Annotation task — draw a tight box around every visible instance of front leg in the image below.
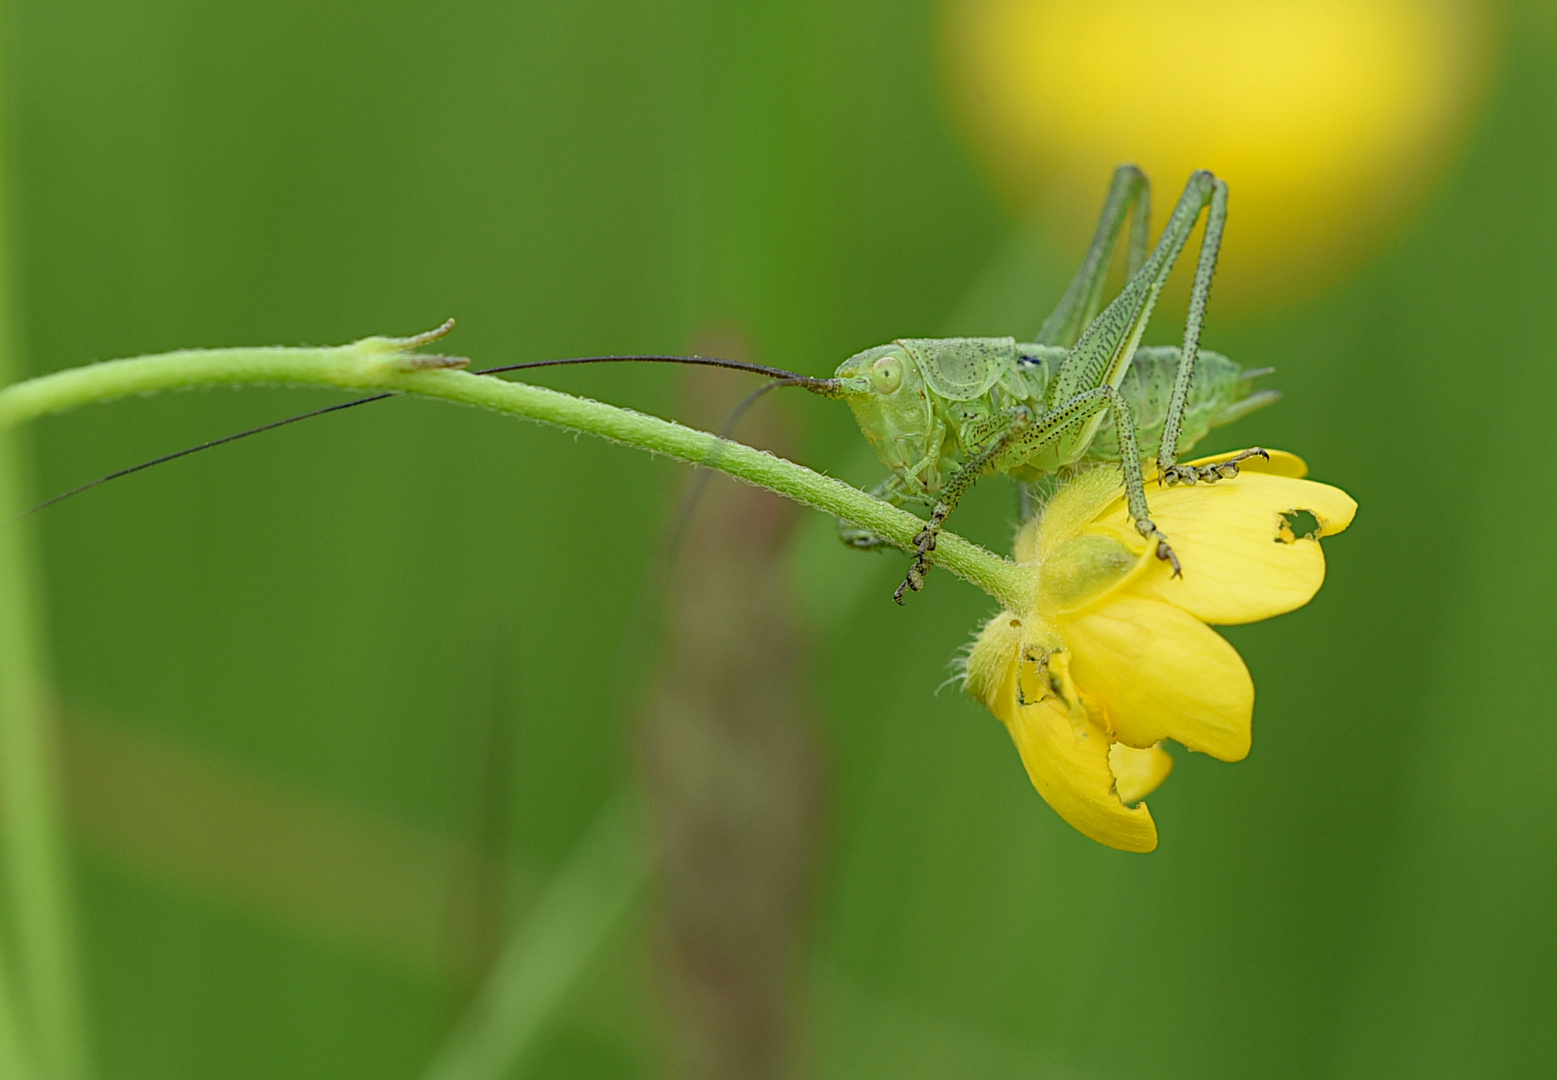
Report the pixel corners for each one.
[895,406,1032,604]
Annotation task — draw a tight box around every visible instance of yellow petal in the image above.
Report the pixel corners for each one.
[1038,531,1145,615]
[1062,594,1253,761]
[1014,466,1125,564]
[1097,471,1358,624]
[1109,742,1173,805]
[989,664,1158,853]
[1181,448,1310,479]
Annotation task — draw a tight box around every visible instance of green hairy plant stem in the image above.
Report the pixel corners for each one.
[0,335,1035,612]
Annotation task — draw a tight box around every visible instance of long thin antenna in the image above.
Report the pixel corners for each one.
[482,354,837,389]
[16,354,846,518]
[22,393,395,516]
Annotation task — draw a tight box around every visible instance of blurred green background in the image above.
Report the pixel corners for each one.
[2,0,1554,1077]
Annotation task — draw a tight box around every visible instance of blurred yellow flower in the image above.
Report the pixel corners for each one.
[963,451,1355,852]
[942,0,1495,308]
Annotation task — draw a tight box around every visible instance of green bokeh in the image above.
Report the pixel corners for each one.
[6,0,1555,1077]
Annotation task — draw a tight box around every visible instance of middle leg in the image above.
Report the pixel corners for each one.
[895,405,1034,603]
[1017,384,1183,572]
[894,380,1186,604]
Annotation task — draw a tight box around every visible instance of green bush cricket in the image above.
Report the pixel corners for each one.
[814,166,1278,602]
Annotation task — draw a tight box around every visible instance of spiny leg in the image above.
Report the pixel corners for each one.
[1020,382,1182,574]
[1090,385,1181,576]
[1036,165,1151,348]
[1047,170,1229,424]
[899,172,1229,603]
[1124,174,1149,281]
[895,379,1186,603]
[839,438,947,549]
[1025,384,1189,575]
[1148,175,1252,484]
[1161,447,1272,486]
[895,406,1033,604]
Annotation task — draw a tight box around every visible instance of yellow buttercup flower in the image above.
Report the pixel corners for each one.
[963,451,1356,852]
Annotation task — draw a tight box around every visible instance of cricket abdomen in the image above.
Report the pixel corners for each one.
[1011,345,1277,464]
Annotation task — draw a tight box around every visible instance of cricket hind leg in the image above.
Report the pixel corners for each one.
[1035,165,1152,348]
[1146,174,1252,483]
[1048,170,1227,420]
[1022,379,1178,574]
[1161,447,1271,486]
[896,171,1235,602]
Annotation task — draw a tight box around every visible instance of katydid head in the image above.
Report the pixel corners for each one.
[832,343,937,475]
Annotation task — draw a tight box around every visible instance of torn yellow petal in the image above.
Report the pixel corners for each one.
[1017,451,1325,571]
[990,666,1158,853]
[1165,463,1359,538]
[1062,594,1253,761]
[1109,742,1173,805]
[1102,472,1358,624]
[966,609,1063,709]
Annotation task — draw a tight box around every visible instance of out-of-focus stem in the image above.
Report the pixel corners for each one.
[0,935,35,1078]
[0,38,91,1080]
[418,796,647,1080]
[639,363,824,1080]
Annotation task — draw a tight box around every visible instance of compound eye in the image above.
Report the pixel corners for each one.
[870,355,903,395]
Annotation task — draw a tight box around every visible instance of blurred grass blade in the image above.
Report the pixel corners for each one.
[0,936,35,1080]
[0,450,71,1080]
[0,34,91,1080]
[419,795,647,1080]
